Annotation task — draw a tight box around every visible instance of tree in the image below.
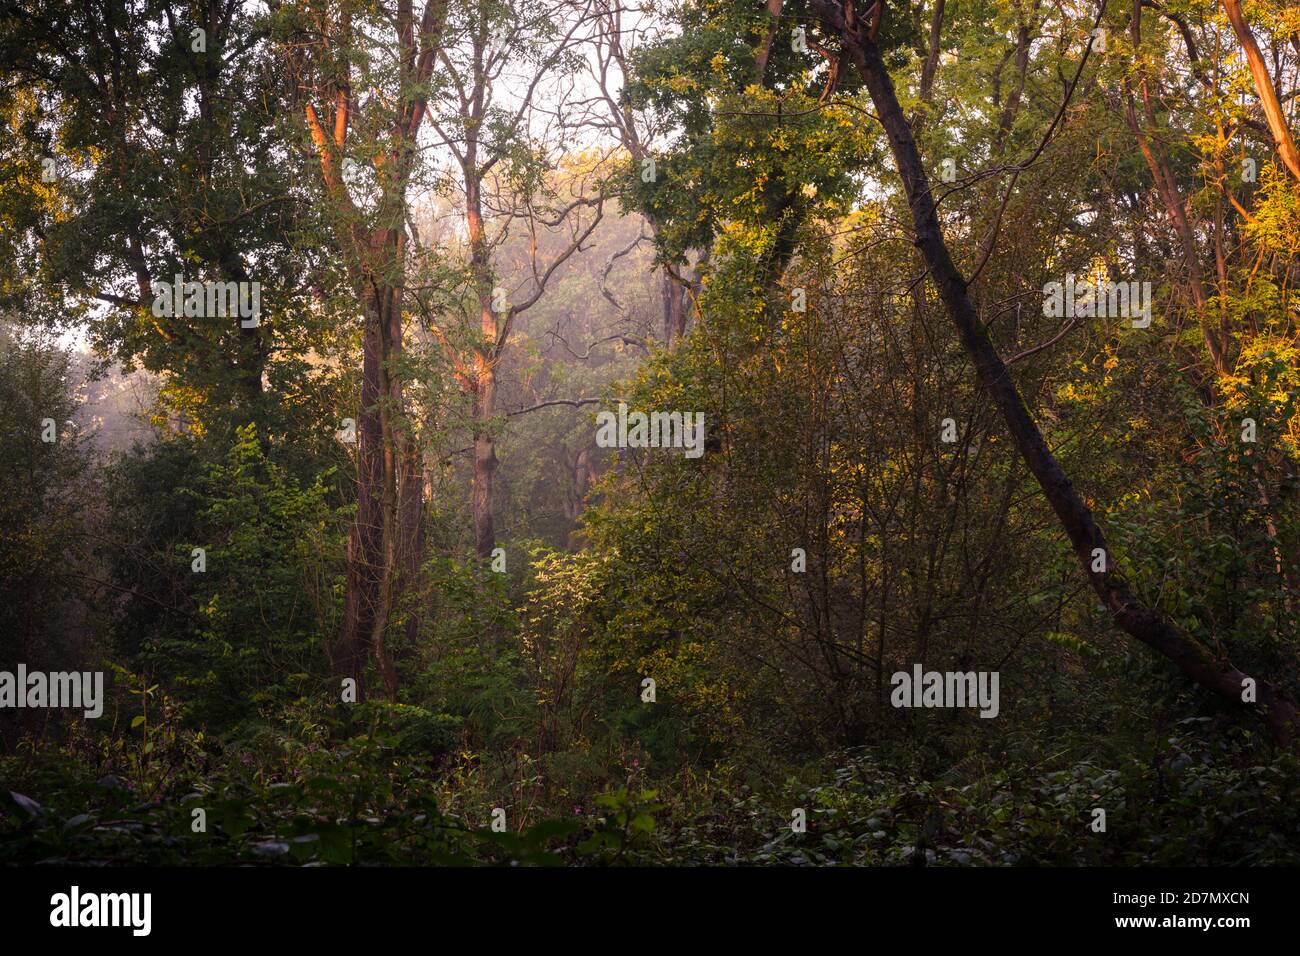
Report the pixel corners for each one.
[579,0,693,346]
[0,0,319,416]
[284,0,451,700]
[420,0,604,557]
[810,0,1299,746]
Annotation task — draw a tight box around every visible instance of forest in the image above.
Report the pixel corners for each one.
[1,0,1298,870]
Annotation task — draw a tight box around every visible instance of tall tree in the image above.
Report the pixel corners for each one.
[423,0,603,557]
[287,0,451,700]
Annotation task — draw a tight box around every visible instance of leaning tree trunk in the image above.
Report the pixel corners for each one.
[1221,0,1300,182]
[812,0,1299,747]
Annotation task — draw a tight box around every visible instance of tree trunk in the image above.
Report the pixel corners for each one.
[335,296,386,701]
[1123,2,1227,374]
[813,1,1299,748]
[919,0,945,104]
[754,0,786,79]
[472,352,498,558]
[1221,0,1300,181]
[465,166,499,559]
[992,8,1031,157]
[305,1,445,701]
[663,271,687,347]
[334,278,416,702]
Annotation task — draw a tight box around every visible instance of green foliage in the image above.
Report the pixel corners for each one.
[620,725,1300,866]
[107,425,346,728]
[0,327,91,677]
